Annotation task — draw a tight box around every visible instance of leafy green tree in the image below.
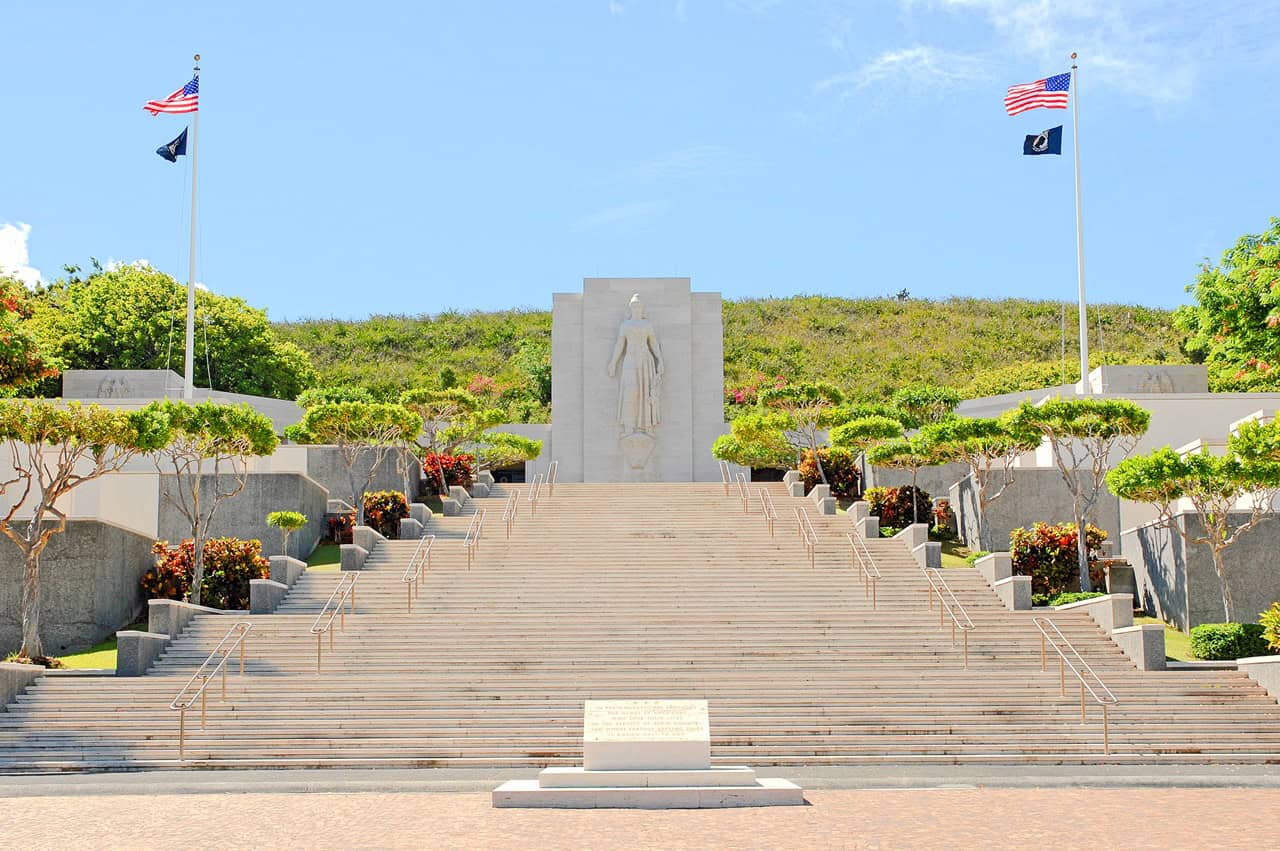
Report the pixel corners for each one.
[758,383,845,484]
[266,510,307,557]
[1007,398,1150,591]
[27,264,315,399]
[399,387,505,494]
[921,416,1040,552]
[865,435,943,525]
[889,384,961,429]
[475,431,544,470]
[1175,217,1280,391]
[286,402,422,524]
[0,277,58,392]
[151,401,280,606]
[711,411,797,471]
[296,385,374,408]
[513,339,552,406]
[0,401,171,659]
[1109,420,1280,621]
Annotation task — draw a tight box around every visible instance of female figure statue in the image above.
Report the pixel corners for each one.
[607,294,664,435]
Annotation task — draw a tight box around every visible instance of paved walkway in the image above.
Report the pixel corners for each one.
[4,788,1279,849]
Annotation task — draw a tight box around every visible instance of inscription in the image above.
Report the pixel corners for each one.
[584,699,709,743]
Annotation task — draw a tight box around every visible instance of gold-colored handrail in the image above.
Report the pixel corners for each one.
[310,572,358,673]
[921,567,975,668]
[846,532,881,608]
[547,460,558,496]
[400,533,435,612]
[169,620,252,761]
[757,488,778,537]
[464,508,487,569]
[503,490,519,539]
[527,473,544,514]
[793,506,816,569]
[719,461,731,496]
[1033,616,1119,754]
[735,472,752,513]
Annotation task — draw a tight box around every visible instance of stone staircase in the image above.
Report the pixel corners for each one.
[1,481,1278,772]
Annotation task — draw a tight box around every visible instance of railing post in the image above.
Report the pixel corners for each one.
[1080,683,1087,722]
[1040,634,1047,671]
[1103,705,1111,755]
[963,629,968,669]
[179,709,186,761]
[239,636,246,677]
[871,578,877,610]
[316,633,322,673]
[1060,655,1066,696]
[200,682,207,728]
[221,654,228,700]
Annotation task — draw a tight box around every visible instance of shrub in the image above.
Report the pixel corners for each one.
[864,486,932,529]
[878,526,899,538]
[1032,593,1050,607]
[931,499,955,540]
[422,452,475,494]
[1262,604,1280,652]
[1009,522,1107,596]
[1189,623,1273,661]
[798,448,862,499]
[325,511,355,544]
[964,550,990,566]
[143,538,269,610]
[1048,591,1105,607]
[266,510,307,553]
[363,490,409,539]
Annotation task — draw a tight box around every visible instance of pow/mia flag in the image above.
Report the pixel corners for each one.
[156,127,189,163]
[1023,125,1063,156]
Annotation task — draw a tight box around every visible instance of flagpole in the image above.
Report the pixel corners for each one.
[184,53,200,400]
[1070,51,1090,394]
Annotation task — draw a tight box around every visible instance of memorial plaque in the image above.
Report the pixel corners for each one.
[582,699,711,771]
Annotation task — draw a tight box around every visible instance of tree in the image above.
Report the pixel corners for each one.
[27,263,315,399]
[475,431,544,470]
[889,384,961,429]
[1175,217,1280,391]
[865,435,943,525]
[266,511,308,557]
[0,400,171,659]
[711,411,797,471]
[0,277,58,392]
[1109,420,1280,621]
[399,388,504,494]
[1007,398,1150,591]
[921,416,1040,552]
[152,401,279,606]
[828,414,905,490]
[286,402,422,523]
[512,339,552,407]
[757,383,845,485]
[296,385,374,408]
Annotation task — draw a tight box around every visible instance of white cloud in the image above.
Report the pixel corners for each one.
[0,222,41,287]
[573,200,670,231]
[815,46,990,98]
[608,144,751,185]
[105,258,154,272]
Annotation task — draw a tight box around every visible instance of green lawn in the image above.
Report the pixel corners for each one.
[1135,616,1195,662]
[308,542,342,572]
[939,540,974,568]
[57,620,147,670]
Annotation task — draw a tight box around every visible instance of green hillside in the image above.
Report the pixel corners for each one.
[274,296,1186,418]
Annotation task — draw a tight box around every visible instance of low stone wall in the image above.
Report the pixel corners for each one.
[304,446,417,509]
[866,461,971,504]
[0,520,154,656]
[1122,512,1280,631]
[951,468,1121,553]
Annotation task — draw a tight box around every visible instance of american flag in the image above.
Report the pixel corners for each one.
[1004,72,1070,116]
[144,76,199,115]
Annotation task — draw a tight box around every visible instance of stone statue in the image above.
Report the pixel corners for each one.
[608,294,664,436]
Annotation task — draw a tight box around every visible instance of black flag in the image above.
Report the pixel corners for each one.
[1023,125,1063,156]
[156,127,188,163]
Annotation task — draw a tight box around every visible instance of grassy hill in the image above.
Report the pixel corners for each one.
[274,296,1186,416]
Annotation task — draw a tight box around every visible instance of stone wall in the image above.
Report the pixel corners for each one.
[0,520,155,655]
[303,446,417,508]
[951,467,1121,553]
[1123,512,1280,631]
[866,462,971,504]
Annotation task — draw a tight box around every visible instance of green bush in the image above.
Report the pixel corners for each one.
[798,448,861,499]
[1009,522,1107,596]
[362,490,410,539]
[878,526,899,538]
[1189,622,1273,661]
[143,538,270,610]
[964,550,990,566]
[864,486,932,529]
[1262,604,1280,652]
[1048,591,1105,607]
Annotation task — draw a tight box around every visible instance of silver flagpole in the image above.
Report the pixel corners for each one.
[184,53,200,400]
[1070,51,1090,394]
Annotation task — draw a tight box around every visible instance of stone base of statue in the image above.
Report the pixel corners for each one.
[619,431,656,475]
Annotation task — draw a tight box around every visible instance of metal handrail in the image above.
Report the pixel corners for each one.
[169,621,252,761]
[527,473,544,513]
[547,460,558,496]
[757,488,778,537]
[464,508,487,569]
[719,461,731,496]
[735,472,752,513]
[400,533,436,612]
[846,532,881,609]
[310,572,358,673]
[1033,616,1119,754]
[503,490,519,538]
[921,567,975,668]
[793,507,816,569]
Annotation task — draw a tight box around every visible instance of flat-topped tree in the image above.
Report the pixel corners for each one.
[711,411,797,471]
[475,431,543,471]
[920,416,1040,552]
[266,510,307,557]
[889,384,962,430]
[757,383,845,485]
[152,401,279,606]
[828,413,905,493]
[1109,420,1280,622]
[286,402,422,525]
[0,400,171,660]
[398,388,504,495]
[865,435,942,525]
[1007,398,1150,592]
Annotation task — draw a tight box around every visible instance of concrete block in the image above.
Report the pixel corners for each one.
[809,484,830,503]
[1056,594,1134,633]
[340,544,369,572]
[912,542,941,569]
[491,777,804,809]
[1111,624,1167,671]
[269,556,306,588]
[1237,656,1280,702]
[994,575,1032,611]
[250,579,289,614]
[148,599,223,639]
[470,482,491,499]
[442,498,463,516]
[815,497,836,515]
[326,499,354,515]
[115,630,170,676]
[782,470,800,486]
[895,523,928,553]
[399,518,424,539]
[856,516,879,540]
[538,767,757,788]
[0,661,44,712]
[409,503,432,525]
[787,481,804,498]
[849,501,869,524]
[974,552,1012,586]
[477,470,495,486]
[352,525,385,553]
[449,485,470,506]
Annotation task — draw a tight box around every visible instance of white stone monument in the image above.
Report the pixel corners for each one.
[492,699,804,808]
[551,278,727,483]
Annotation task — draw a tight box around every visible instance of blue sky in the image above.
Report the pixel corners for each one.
[2,1,1278,320]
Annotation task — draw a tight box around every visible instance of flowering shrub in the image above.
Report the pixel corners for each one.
[1262,603,1280,652]
[1009,522,1107,597]
[422,452,475,494]
[325,511,355,544]
[724,373,788,407]
[363,490,409,539]
[864,485,932,528]
[142,538,270,610]
[798,448,861,499]
[931,498,956,540]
